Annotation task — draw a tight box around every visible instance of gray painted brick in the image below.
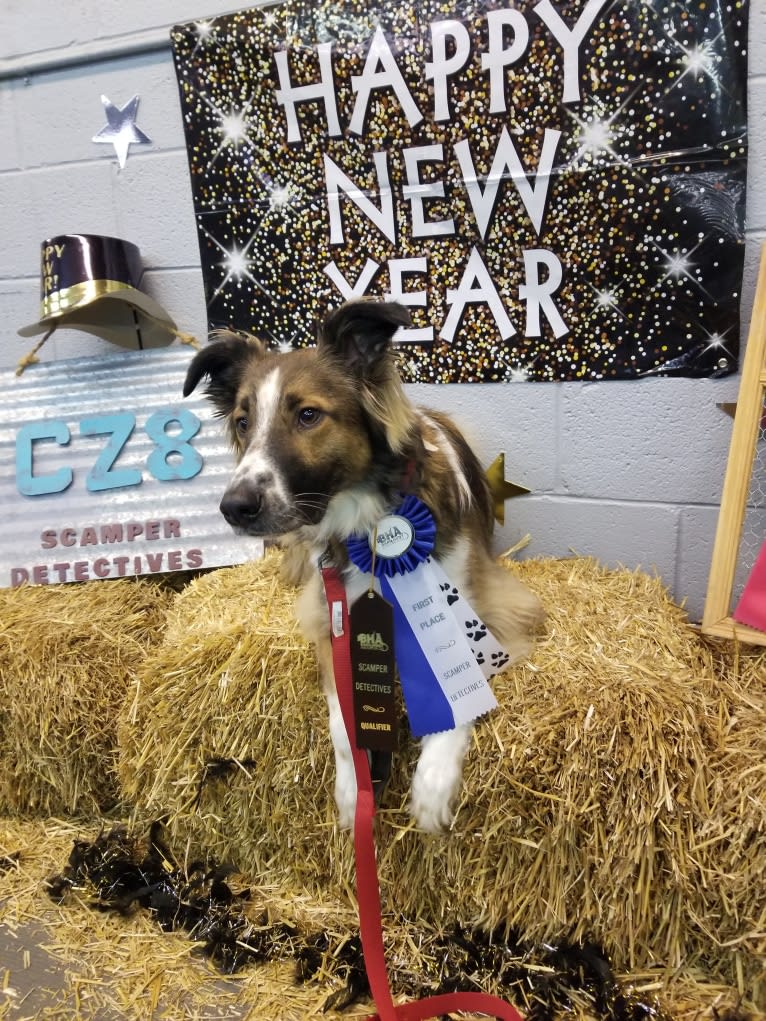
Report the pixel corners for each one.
[0,83,20,172]
[741,235,765,314]
[405,381,559,493]
[509,495,681,588]
[0,171,38,277]
[746,80,766,230]
[15,54,185,169]
[560,378,741,503]
[676,504,721,622]
[142,267,209,341]
[2,163,121,277]
[1,279,48,369]
[0,1,250,62]
[113,152,201,268]
[0,2,77,61]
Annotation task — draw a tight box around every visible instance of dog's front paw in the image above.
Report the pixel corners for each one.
[409,759,461,833]
[409,727,471,833]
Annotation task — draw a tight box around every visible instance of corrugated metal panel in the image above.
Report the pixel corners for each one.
[0,348,263,587]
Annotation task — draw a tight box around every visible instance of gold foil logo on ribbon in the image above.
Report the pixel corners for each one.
[356,631,389,652]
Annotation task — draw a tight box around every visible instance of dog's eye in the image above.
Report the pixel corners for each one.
[234,416,248,436]
[297,407,323,429]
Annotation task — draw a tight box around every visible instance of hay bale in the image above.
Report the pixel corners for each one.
[6,816,750,1021]
[0,578,174,816]
[118,552,766,1005]
[118,552,324,878]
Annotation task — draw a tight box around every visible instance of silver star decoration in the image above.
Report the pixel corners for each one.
[92,94,151,168]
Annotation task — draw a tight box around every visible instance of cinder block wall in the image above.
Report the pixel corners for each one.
[1,1,763,620]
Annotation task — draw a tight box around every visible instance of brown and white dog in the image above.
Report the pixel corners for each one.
[183,300,543,832]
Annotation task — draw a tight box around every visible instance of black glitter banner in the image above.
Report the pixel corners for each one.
[171,0,748,382]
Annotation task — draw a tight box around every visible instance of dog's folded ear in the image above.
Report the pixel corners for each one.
[319,300,411,377]
[318,300,417,454]
[183,332,262,416]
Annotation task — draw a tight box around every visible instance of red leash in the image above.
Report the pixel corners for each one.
[322,564,523,1021]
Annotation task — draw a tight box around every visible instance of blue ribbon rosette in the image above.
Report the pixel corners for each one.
[345,495,500,737]
[345,493,436,577]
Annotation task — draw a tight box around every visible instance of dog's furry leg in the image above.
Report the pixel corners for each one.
[310,628,358,830]
[410,724,472,833]
[325,686,357,829]
[466,551,546,666]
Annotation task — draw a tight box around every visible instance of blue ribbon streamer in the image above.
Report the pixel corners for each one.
[380,572,455,736]
[346,496,454,736]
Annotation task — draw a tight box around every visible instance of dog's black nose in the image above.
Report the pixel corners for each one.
[220,488,263,529]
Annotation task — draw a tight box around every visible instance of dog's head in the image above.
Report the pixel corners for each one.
[183,300,417,539]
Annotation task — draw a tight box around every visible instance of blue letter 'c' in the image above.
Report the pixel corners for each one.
[15,420,73,496]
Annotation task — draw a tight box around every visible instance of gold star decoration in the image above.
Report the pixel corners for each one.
[485,452,530,525]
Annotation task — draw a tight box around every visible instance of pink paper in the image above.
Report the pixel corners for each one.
[733,538,766,632]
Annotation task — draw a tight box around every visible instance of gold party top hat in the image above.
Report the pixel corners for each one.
[18,233,177,342]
